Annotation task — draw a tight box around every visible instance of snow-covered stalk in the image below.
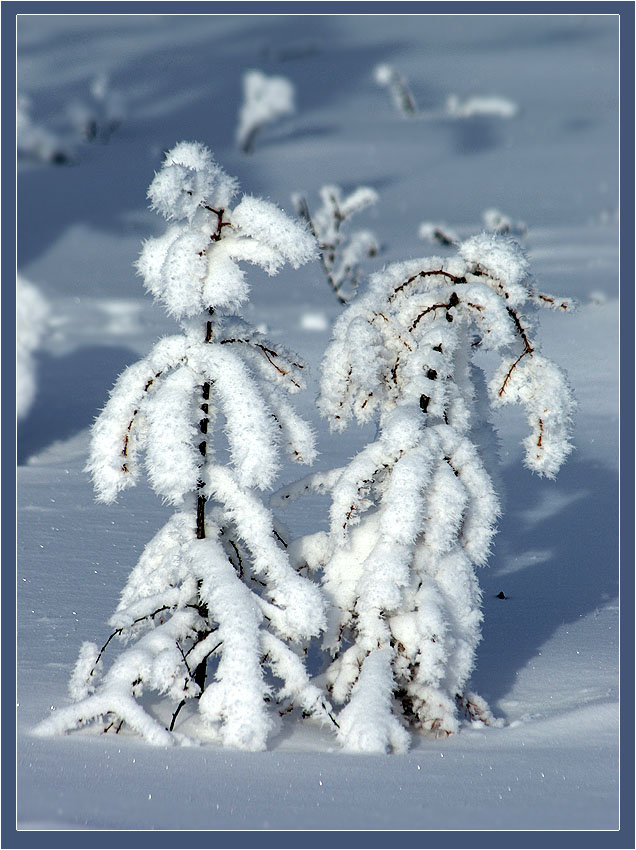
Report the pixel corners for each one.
[35,142,331,750]
[293,184,379,304]
[69,73,124,144]
[296,234,574,752]
[374,64,417,117]
[236,70,295,154]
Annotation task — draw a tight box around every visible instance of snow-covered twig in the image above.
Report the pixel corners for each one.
[293,184,379,304]
[374,64,417,117]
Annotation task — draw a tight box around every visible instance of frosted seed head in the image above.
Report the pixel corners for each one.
[374,64,394,86]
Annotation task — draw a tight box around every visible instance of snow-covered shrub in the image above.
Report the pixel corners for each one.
[236,70,295,154]
[17,95,73,165]
[482,207,527,236]
[374,63,417,117]
[35,142,332,751]
[69,73,124,143]
[293,184,379,304]
[17,275,49,420]
[277,234,574,752]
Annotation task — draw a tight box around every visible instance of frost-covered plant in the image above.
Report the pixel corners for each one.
[277,234,574,753]
[374,63,417,117]
[35,142,332,751]
[482,208,527,237]
[17,275,49,420]
[236,70,295,154]
[418,221,460,248]
[69,73,124,143]
[293,185,379,304]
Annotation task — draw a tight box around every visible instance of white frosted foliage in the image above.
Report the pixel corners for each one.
[37,142,326,751]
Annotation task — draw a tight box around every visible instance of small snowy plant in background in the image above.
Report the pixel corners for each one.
[481,207,527,237]
[276,234,574,753]
[35,142,333,750]
[293,184,379,304]
[68,73,125,144]
[419,209,527,249]
[374,63,417,117]
[236,70,295,154]
[445,94,518,120]
[17,275,49,420]
[418,221,460,248]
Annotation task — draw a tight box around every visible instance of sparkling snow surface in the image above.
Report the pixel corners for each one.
[17,13,618,831]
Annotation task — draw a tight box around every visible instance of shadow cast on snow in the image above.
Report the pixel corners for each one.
[475,456,618,707]
[18,344,138,466]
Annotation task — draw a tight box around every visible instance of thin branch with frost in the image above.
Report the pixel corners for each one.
[293,184,379,303]
[374,64,417,117]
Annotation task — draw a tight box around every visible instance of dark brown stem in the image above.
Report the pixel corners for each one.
[169,699,186,732]
[90,605,172,677]
[121,360,185,469]
[296,194,348,304]
[390,269,467,302]
[498,306,535,397]
[197,308,215,540]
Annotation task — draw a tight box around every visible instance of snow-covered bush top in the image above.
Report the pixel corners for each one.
[137,142,316,317]
[319,233,574,478]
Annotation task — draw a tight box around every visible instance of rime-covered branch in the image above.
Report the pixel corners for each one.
[293,184,379,303]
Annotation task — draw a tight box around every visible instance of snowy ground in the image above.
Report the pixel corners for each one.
[15,12,621,835]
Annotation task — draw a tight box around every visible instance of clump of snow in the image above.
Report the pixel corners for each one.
[300,311,329,331]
